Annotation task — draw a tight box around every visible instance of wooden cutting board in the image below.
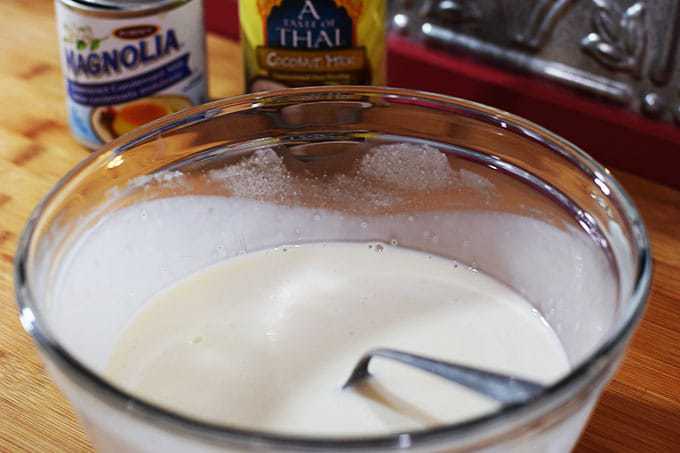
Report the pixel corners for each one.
[0,1,678,452]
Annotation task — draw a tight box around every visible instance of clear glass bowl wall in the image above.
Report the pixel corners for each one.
[16,87,650,452]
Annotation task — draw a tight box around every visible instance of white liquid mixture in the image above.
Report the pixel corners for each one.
[106,242,569,435]
[47,144,615,449]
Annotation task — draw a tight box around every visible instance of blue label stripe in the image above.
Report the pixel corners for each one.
[67,53,191,107]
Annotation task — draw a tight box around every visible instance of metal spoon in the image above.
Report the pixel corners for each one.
[342,348,545,405]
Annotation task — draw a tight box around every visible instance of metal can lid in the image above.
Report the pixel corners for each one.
[59,0,187,13]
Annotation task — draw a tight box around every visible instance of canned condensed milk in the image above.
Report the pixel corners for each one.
[55,0,207,149]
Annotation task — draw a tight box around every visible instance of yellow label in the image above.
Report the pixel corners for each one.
[240,0,385,91]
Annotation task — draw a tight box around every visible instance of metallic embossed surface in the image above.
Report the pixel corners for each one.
[391,0,680,124]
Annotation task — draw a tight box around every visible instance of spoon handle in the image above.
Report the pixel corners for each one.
[343,348,545,405]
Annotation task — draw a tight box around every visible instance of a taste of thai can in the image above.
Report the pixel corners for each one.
[55,0,208,149]
[240,0,385,92]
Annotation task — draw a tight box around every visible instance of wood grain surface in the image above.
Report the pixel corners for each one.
[0,1,678,452]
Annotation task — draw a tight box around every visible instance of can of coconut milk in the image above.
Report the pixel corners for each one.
[55,0,207,149]
[240,0,386,92]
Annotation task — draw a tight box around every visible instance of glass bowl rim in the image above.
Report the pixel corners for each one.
[14,85,652,451]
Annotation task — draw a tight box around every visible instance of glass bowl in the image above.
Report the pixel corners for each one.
[15,86,651,452]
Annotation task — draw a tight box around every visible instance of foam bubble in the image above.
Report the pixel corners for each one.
[358,143,457,192]
[108,170,188,200]
[201,143,494,210]
[130,170,186,191]
[207,148,293,199]
[459,169,494,192]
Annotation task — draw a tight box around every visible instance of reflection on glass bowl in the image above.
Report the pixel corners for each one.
[91,95,192,142]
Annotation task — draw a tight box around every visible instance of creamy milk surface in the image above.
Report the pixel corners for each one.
[106,241,569,435]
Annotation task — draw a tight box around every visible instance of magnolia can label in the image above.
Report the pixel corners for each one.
[55,0,207,149]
